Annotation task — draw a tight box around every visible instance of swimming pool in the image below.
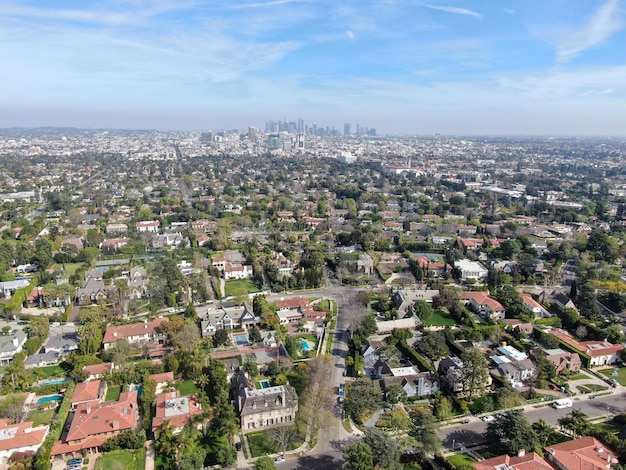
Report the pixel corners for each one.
[234,334,249,345]
[39,378,70,386]
[260,380,270,389]
[37,395,62,405]
[299,338,312,351]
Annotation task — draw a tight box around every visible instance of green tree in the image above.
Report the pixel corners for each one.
[486,410,539,455]
[409,408,442,456]
[460,347,490,399]
[343,441,374,470]
[412,300,433,320]
[254,456,277,470]
[415,331,450,367]
[532,419,553,447]
[362,427,402,470]
[343,377,383,423]
[558,409,591,437]
[214,329,229,347]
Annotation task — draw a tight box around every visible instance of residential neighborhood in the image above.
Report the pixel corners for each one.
[0,129,626,470]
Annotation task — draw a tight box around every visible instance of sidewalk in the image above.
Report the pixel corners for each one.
[145,440,155,470]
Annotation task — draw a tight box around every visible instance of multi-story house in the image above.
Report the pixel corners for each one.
[231,371,298,433]
[102,317,168,350]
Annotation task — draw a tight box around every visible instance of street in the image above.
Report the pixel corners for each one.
[439,391,626,450]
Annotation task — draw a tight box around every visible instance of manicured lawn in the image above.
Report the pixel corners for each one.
[422,309,457,326]
[27,408,56,426]
[567,373,589,381]
[247,427,303,458]
[224,279,261,296]
[177,380,200,395]
[247,431,280,457]
[105,385,122,402]
[600,367,626,386]
[53,262,84,278]
[448,454,476,467]
[31,364,69,380]
[95,449,146,470]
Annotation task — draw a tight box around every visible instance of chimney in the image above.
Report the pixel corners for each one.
[518,449,526,457]
[113,420,119,429]
[113,332,117,337]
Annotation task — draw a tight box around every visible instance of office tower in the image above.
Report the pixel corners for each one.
[356,123,360,136]
[248,127,257,141]
[344,123,350,136]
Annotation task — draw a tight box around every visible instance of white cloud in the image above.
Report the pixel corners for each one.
[423,4,482,19]
[346,30,355,40]
[555,0,624,63]
[228,0,305,10]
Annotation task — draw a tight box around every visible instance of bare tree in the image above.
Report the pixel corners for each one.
[267,425,298,457]
[297,357,335,444]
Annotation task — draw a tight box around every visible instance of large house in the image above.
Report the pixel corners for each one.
[0,330,27,365]
[70,380,107,410]
[231,371,298,433]
[531,348,582,374]
[0,418,49,465]
[274,297,326,326]
[51,390,139,457]
[462,292,506,320]
[473,450,554,470]
[545,436,619,470]
[152,391,203,437]
[548,328,624,367]
[102,317,168,350]
[454,259,489,282]
[198,303,257,337]
[136,220,160,233]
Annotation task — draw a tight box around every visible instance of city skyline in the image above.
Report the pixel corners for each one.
[1,0,626,136]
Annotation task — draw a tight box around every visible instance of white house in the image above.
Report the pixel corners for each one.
[454,259,489,282]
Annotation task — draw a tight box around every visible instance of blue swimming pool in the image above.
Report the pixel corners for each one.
[37,395,62,405]
[39,378,70,386]
[299,338,312,351]
[260,380,270,389]
[234,334,248,345]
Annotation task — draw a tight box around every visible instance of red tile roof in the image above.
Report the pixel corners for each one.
[102,317,168,345]
[546,436,619,470]
[65,390,138,443]
[0,418,48,453]
[473,451,553,470]
[71,380,103,405]
[462,291,505,312]
[549,329,624,358]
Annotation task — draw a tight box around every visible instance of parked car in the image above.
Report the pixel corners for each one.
[235,442,242,451]
[460,418,470,424]
[274,457,286,464]
[482,415,495,422]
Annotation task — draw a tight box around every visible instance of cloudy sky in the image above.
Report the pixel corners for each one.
[1,0,625,135]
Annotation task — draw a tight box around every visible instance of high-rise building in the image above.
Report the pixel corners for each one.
[344,123,350,136]
[248,127,257,141]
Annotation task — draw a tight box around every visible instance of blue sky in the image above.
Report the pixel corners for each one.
[1,0,625,135]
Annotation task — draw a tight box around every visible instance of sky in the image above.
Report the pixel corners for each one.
[1,0,626,135]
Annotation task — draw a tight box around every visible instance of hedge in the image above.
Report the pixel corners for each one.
[397,340,435,372]
[34,381,76,470]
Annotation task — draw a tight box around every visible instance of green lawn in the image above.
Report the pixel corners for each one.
[53,262,84,278]
[247,431,280,457]
[27,408,56,426]
[422,309,457,326]
[600,367,626,386]
[176,380,200,395]
[105,385,122,402]
[448,454,476,467]
[224,279,261,296]
[31,364,69,380]
[247,427,303,458]
[95,449,145,470]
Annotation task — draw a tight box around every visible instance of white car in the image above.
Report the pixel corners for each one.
[482,415,495,422]
[274,457,286,464]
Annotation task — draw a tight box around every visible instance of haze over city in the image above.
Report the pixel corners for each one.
[1,0,626,135]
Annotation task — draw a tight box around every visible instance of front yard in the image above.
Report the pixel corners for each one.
[224,279,261,296]
[94,448,146,470]
[600,367,626,386]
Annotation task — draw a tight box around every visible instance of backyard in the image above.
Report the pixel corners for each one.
[105,385,122,402]
[422,309,457,326]
[176,380,200,395]
[27,408,56,427]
